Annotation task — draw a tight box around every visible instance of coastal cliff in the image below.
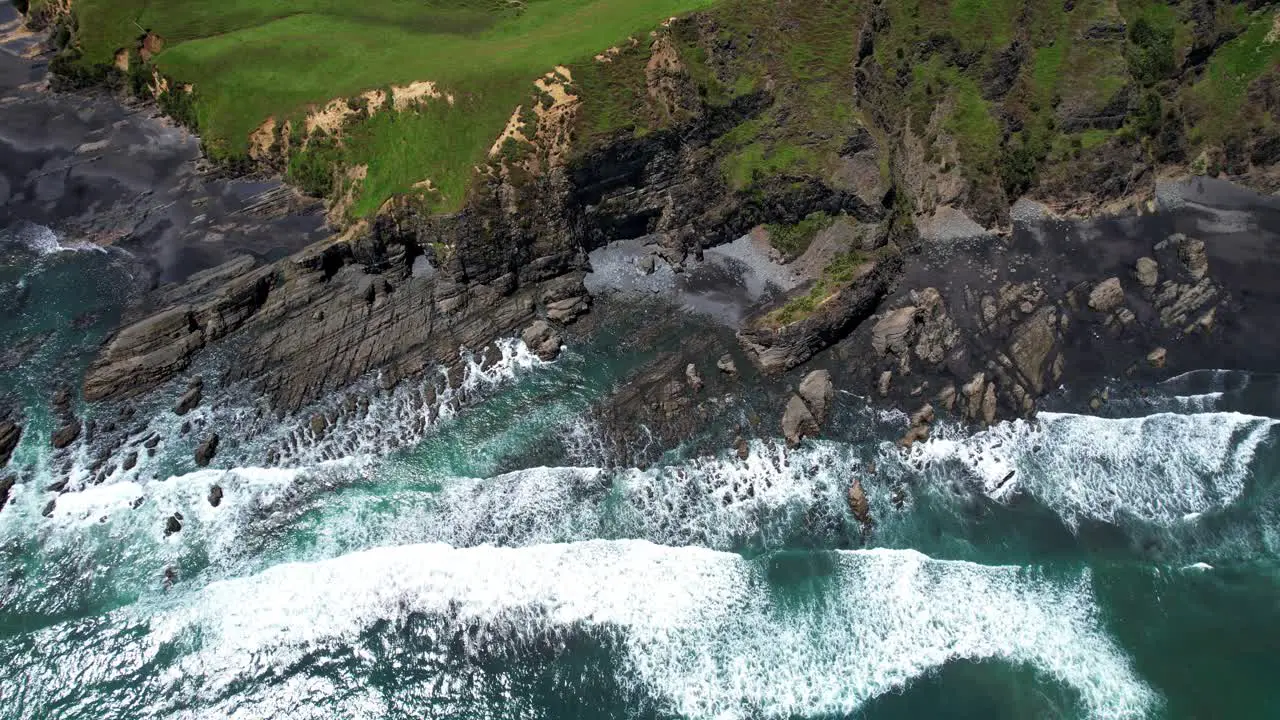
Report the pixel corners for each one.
[31,0,1278,437]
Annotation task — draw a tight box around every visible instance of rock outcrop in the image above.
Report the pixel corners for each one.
[0,420,20,467]
[194,434,219,467]
[782,368,835,446]
[781,394,819,447]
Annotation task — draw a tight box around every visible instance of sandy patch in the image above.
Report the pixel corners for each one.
[488,105,530,157]
[594,46,621,63]
[363,89,387,113]
[249,117,277,161]
[327,164,368,225]
[391,81,443,111]
[305,98,359,136]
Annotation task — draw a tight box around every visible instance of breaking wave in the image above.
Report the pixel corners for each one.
[0,541,1158,720]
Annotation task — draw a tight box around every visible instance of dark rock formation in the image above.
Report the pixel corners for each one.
[208,485,224,507]
[0,474,14,513]
[521,320,563,361]
[716,354,738,375]
[51,419,81,449]
[164,512,183,536]
[194,434,220,467]
[0,420,21,467]
[739,253,902,372]
[781,394,819,447]
[174,385,202,416]
[798,369,833,425]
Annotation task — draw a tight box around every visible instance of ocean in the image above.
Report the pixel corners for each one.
[0,220,1277,718]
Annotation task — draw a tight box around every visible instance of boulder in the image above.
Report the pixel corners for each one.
[521,320,563,361]
[781,394,819,447]
[42,499,55,518]
[164,512,183,537]
[685,363,704,392]
[910,403,935,427]
[734,436,750,460]
[847,478,871,526]
[798,369,834,424]
[51,419,82,449]
[1147,347,1167,368]
[1007,306,1058,394]
[208,484,224,507]
[717,354,738,376]
[194,433,220,467]
[1135,257,1159,289]
[900,424,930,447]
[878,370,892,397]
[636,255,656,275]
[546,296,588,324]
[1088,277,1124,313]
[174,386,202,416]
[871,306,918,356]
[122,451,138,472]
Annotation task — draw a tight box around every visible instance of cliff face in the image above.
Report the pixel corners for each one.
[79,0,1280,426]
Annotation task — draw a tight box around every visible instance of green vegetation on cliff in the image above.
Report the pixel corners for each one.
[45,0,1280,225]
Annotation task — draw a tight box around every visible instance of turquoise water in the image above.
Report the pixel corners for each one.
[1,225,1279,719]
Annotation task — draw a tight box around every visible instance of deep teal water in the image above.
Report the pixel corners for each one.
[0,222,1278,719]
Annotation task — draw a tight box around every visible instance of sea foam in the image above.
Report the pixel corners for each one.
[115,541,1156,720]
[904,411,1276,527]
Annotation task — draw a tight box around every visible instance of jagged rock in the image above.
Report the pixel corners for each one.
[1155,277,1217,327]
[1175,234,1209,280]
[164,512,183,537]
[1135,257,1159,288]
[717,354,738,376]
[781,394,819,447]
[910,288,958,364]
[798,369,833,425]
[734,436,749,460]
[208,485,224,507]
[685,364,704,392]
[122,451,138,472]
[981,381,998,425]
[910,403,935,427]
[144,433,161,449]
[52,387,72,410]
[309,414,328,436]
[900,424,929,447]
[871,306,918,356]
[194,433,220,467]
[636,255,656,275]
[42,499,55,518]
[1148,347,1167,368]
[0,421,21,467]
[1007,306,1059,394]
[174,386,202,416]
[847,478,871,526]
[938,384,957,412]
[0,474,14,513]
[51,419,82,449]
[521,320,563,361]
[1088,278,1124,313]
[878,370,892,397]
[962,373,986,421]
[546,296,588,324]
[738,256,902,373]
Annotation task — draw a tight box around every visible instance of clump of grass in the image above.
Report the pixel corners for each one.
[766,248,869,327]
[766,211,833,260]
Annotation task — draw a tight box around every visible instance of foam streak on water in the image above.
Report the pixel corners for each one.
[0,541,1157,720]
[905,411,1277,527]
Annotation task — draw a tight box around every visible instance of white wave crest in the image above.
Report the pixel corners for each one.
[905,411,1276,527]
[129,541,1155,719]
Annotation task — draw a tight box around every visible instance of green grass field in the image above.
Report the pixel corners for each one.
[69,0,714,216]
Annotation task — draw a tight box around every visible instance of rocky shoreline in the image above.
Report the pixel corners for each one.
[3,2,1280,499]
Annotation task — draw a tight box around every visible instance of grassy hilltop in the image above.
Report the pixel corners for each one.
[36,0,1280,225]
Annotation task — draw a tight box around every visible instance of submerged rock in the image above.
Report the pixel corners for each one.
[122,451,138,472]
[194,433,220,467]
[208,484,224,507]
[174,385,202,415]
[847,478,871,527]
